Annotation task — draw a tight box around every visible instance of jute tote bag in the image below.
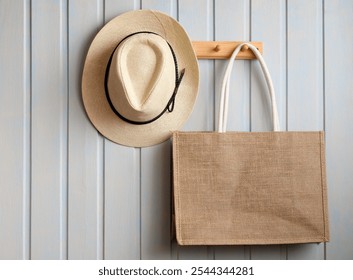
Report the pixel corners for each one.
[172,43,329,245]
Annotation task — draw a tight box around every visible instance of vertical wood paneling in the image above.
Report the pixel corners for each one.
[0,0,352,261]
[286,0,324,260]
[177,0,214,260]
[140,0,176,260]
[250,0,287,260]
[104,0,141,260]
[325,0,353,260]
[141,142,172,259]
[31,0,68,259]
[68,0,104,260]
[214,0,250,260]
[0,0,30,260]
[105,142,140,259]
[179,0,214,132]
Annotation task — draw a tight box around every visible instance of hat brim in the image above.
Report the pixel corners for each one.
[82,10,199,147]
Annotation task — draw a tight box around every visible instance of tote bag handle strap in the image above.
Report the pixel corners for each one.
[218,42,281,133]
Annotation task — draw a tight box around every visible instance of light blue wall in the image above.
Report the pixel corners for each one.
[0,0,352,260]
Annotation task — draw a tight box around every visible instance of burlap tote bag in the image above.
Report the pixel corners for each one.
[172,43,329,245]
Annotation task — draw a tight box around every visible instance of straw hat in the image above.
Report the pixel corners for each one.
[82,10,199,147]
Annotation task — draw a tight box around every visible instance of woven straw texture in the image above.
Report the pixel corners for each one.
[82,10,199,147]
[173,131,329,245]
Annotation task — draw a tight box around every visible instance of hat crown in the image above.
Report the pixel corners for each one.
[107,33,175,122]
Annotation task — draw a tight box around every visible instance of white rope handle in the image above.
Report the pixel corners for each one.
[218,43,280,132]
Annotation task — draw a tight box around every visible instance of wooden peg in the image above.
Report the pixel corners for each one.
[214,45,221,52]
[241,45,249,52]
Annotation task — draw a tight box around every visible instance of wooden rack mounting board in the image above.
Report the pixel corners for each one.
[192,41,263,60]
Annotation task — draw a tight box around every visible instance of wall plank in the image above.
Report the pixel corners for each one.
[104,0,141,260]
[214,0,250,260]
[31,0,68,259]
[105,142,141,259]
[250,0,287,260]
[0,0,30,260]
[141,143,172,259]
[68,0,104,260]
[325,0,353,260]
[286,0,324,260]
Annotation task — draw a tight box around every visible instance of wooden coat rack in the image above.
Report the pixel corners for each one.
[192,41,263,60]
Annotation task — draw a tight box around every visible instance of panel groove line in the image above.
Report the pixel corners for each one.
[322,0,325,133]
[101,137,105,260]
[249,0,252,134]
[285,0,289,132]
[100,0,105,261]
[25,0,32,260]
[60,0,69,260]
[28,0,33,260]
[322,0,326,259]
[66,0,70,260]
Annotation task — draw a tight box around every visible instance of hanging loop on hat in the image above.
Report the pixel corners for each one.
[104,31,185,125]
